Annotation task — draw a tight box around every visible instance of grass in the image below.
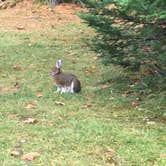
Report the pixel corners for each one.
[0,16,166,166]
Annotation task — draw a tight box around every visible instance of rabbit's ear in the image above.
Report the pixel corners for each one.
[56,59,62,68]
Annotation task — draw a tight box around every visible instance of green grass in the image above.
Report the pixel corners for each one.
[0,22,166,165]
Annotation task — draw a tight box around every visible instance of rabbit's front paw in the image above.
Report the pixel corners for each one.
[56,87,61,93]
[60,87,68,93]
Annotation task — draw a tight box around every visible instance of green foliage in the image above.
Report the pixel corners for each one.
[81,0,166,68]
[80,0,166,118]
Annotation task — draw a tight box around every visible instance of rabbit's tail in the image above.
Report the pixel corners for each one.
[73,79,81,93]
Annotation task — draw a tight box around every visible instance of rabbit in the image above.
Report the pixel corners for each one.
[50,59,81,93]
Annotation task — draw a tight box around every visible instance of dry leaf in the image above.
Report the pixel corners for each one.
[104,147,117,164]
[55,101,65,106]
[147,121,156,125]
[105,4,117,10]
[109,97,114,100]
[21,152,40,161]
[124,90,132,94]
[18,135,26,143]
[122,93,128,97]
[17,24,25,30]
[91,65,96,69]
[85,65,96,73]
[36,91,43,98]
[23,118,38,124]
[82,104,92,109]
[153,161,158,166]
[12,64,21,71]
[13,82,20,89]
[160,153,166,158]
[0,86,3,92]
[144,69,154,75]
[24,104,36,110]
[1,73,8,77]
[142,46,151,52]
[101,84,110,89]
[139,90,146,95]
[112,113,118,117]
[131,101,139,107]
[93,56,98,60]
[106,147,115,155]
[11,149,23,157]
[9,2,16,8]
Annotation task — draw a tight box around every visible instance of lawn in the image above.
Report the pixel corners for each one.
[0,1,165,166]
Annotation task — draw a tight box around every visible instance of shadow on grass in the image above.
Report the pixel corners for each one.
[94,66,166,122]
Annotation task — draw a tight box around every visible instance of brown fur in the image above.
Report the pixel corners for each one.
[51,66,81,93]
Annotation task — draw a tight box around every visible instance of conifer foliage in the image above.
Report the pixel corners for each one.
[81,0,166,75]
[81,1,166,118]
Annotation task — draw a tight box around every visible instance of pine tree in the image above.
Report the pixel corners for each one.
[80,0,166,74]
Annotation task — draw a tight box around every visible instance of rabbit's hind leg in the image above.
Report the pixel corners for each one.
[70,81,74,93]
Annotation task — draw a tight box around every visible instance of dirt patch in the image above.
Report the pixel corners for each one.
[0,0,84,32]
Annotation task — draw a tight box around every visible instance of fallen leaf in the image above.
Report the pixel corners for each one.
[144,69,154,75]
[21,152,40,161]
[122,90,132,97]
[105,4,117,10]
[142,45,151,52]
[1,73,8,77]
[36,91,43,98]
[139,90,146,95]
[82,104,92,109]
[11,149,23,157]
[131,101,140,107]
[124,90,132,94]
[106,147,115,154]
[106,163,115,166]
[55,101,65,106]
[13,82,20,89]
[0,2,8,9]
[85,65,96,73]
[101,84,110,89]
[85,95,93,100]
[153,161,158,166]
[23,118,38,124]
[160,153,166,158]
[18,135,26,143]
[93,56,98,60]
[0,86,3,92]
[112,113,118,117]
[104,147,116,164]
[91,65,96,69]
[147,121,156,125]
[122,93,128,97]
[12,64,21,71]
[24,104,36,110]
[17,24,25,30]
[48,8,54,12]
[130,84,135,88]
[9,2,16,8]
[109,97,114,100]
